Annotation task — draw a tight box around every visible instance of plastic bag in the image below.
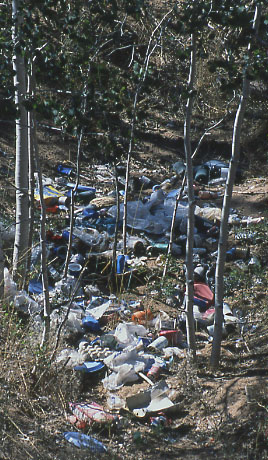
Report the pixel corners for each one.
[14,291,40,315]
[63,432,107,452]
[114,322,148,348]
[102,363,139,390]
[4,268,17,299]
[51,308,84,334]
[56,349,85,367]
[72,227,109,252]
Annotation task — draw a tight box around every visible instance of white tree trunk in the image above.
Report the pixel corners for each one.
[27,76,35,280]
[184,33,196,357]
[12,0,29,280]
[210,4,262,368]
[0,231,4,298]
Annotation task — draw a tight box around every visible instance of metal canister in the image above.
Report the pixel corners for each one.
[147,363,161,380]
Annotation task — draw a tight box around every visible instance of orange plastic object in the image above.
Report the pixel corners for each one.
[132,309,154,324]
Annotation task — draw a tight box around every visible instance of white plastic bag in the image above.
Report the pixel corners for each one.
[4,268,17,299]
[102,363,139,390]
[14,291,40,315]
[114,322,148,348]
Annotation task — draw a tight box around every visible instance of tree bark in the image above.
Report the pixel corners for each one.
[26,74,35,282]
[210,4,262,368]
[184,33,196,357]
[0,231,4,299]
[28,59,51,347]
[12,0,29,282]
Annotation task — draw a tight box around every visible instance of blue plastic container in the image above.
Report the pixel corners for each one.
[116,254,130,274]
[68,263,82,278]
[28,279,53,295]
[67,183,96,193]
[57,164,73,176]
[82,315,101,332]
[74,361,105,374]
[83,207,99,219]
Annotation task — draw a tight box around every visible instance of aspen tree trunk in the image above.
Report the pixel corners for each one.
[122,15,168,253]
[111,163,120,283]
[63,68,87,278]
[30,63,51,347]
[12,0,29,281]
[0,231,4,298]
[184,33,196,357]
[63,129,83,279]
[210,4,262,368]
[35,138,51,348]
[26,75,35,279]
[162,175,186,280]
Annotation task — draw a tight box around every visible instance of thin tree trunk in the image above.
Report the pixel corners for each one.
[28,60,50,347]
[63,129,83,278]
[36,143,50,348]
[12,0,29,282]
[162,174,186,279]
[110,162,120,283]
[210,4,262,368]
[122,13,170,254]
[162,95,236,280]
[63,69,88,278]
[26,74,35,280]
[0,231,4,299]
[184,33,196,357]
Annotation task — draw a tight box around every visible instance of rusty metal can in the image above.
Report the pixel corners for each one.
[147,364,161,380]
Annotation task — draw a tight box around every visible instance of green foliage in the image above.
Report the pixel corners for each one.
[2,0,268,165]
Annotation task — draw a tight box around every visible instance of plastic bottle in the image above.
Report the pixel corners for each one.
[107,393,125,410]
[148,336,169,351]
[194,165,209,183]
[72,227,108,252]
[47,265,61,281]
[30,245,42,266]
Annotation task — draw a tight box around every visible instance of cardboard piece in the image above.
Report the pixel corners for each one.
[126,380,181,417]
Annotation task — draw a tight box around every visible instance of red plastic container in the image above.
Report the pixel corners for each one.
[194,282,214,309]
[159,329,183,346]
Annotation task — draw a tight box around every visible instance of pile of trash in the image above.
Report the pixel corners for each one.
[2,158,264,453]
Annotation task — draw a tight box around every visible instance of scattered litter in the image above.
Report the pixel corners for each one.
[126,380,182,417]
[63,431,107,452]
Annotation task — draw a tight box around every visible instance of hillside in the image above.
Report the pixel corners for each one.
[1,114,268,459]
[1,1,268,459]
